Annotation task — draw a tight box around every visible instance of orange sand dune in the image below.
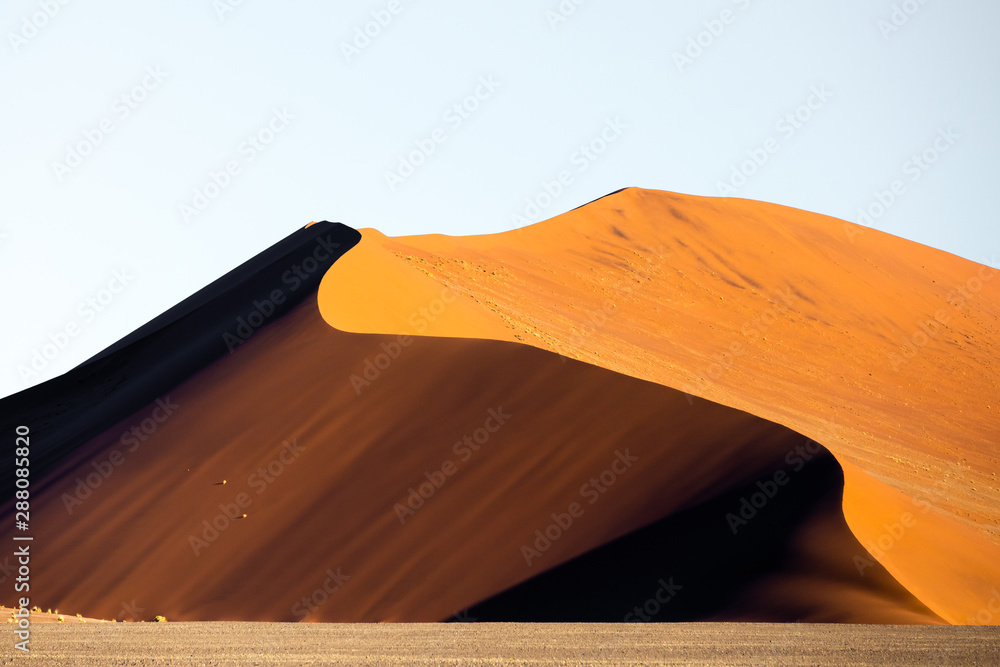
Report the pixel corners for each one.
[5,299,938,623]
[318,187,1000,623]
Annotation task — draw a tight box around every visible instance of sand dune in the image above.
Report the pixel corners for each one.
[2,188,995,624]
[2,296,938,622]
[318,188,999,623]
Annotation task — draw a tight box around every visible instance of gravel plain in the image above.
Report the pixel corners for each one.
[4,622,999,666]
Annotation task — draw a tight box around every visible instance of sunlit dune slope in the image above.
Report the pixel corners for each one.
[318,187,1000,623]
[319,227,515,341]
[2,299,937,623]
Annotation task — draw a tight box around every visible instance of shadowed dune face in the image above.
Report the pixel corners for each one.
[318,187,999,623]
[0,222,360,497]
[3,299,938,623]
[467,450,941,624]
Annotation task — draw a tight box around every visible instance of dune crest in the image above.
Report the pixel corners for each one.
[319,228,512,341]
[318,187,1000,623]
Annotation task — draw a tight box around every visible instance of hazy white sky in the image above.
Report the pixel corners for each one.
[2,0,998,399]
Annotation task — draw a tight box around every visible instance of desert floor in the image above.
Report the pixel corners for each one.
[6,623,999,666]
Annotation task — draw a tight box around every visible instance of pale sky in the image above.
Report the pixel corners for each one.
[2,0,998,399]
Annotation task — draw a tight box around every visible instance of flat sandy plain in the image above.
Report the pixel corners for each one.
[5,623,999,666]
